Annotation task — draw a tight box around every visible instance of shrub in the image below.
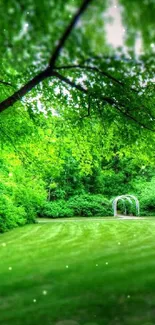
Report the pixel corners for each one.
[40,200,74,218]
[0,195,26,233]
[68,194,112,217]
[13,180,46,223]
[116,198,137,216]
[140,195,155,216]
[0,164,47,232]
[133,177,155,216]
[40,194,112,218]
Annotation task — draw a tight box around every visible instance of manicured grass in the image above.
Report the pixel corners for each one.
[1,218,155,325]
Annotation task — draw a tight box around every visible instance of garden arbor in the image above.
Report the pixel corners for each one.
[112,195,140,217]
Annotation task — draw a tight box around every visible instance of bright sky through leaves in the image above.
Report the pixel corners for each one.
[104,0,143,55]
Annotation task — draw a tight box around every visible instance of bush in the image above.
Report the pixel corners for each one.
[40,194,112,218]
[0,195,26,233]
[13,180,46,223]
[133,177,155,216]
[0,164,47,232]
[68,194,112,217]
[140,196,155,216]
[140,194,155,216]
[40,200,74,218]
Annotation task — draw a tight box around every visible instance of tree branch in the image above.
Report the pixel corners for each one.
[49,0,93,67]
[0,68,52,113]
[54,64,124,87]
[53,70,117,106]
[0,80,15,88]
[0,0,153,133]
[53,71,155,132]
[54,64,141,95]
[52,71,127,107]
[0,0,93,113]
[53,70,88,93]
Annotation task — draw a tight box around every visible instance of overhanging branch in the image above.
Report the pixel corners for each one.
[54,64,124,87]
[49,0,93,67]
[0,68,52,113]
[0,0,93,113]
[53,71,155,132]
[0,80,15,88]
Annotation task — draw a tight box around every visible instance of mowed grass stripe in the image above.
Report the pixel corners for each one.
[1,220,155,325]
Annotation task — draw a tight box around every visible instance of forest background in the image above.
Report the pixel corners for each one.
[0,0,155,232]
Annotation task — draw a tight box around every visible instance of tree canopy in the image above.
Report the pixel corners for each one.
[0,0,154,132]
[0,0,155,232]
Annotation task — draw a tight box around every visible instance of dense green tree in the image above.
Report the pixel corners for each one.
[0,0,155,231]
[0,0,154,132]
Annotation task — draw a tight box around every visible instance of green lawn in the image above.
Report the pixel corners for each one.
[1,218,155,325]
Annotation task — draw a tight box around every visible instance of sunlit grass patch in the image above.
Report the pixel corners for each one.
[0,219,155,325]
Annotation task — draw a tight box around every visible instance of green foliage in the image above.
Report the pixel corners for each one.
[12,172,46,223]
[0,0,155,134]
[116,199,137,216]
[83,170,131,197]
[68,194,112,216]
[41,194,112,218]
[0,0,155,231]
[0,195,26,233]
[0,155,47,232]
[133,177,155,216]
[141,196,155,217]
[40,200,74,218]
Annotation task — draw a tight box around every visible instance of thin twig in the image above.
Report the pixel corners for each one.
[54,64,124,87]
[53,71,155,132]
[0,80,15,88]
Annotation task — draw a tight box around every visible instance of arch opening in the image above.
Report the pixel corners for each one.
[112,195,140,217]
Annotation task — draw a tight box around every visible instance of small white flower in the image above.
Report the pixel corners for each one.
[66,265,69,268]
[96,264,98,267]
[105,262,109,265]
[42,290,47,295]
[127,295,131,299]
[8,267,12,271]
[118,242,121,245]
[33,299,37,303]
[2,243,6,247]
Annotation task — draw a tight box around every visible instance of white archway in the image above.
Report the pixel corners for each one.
[112,195,140,217]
